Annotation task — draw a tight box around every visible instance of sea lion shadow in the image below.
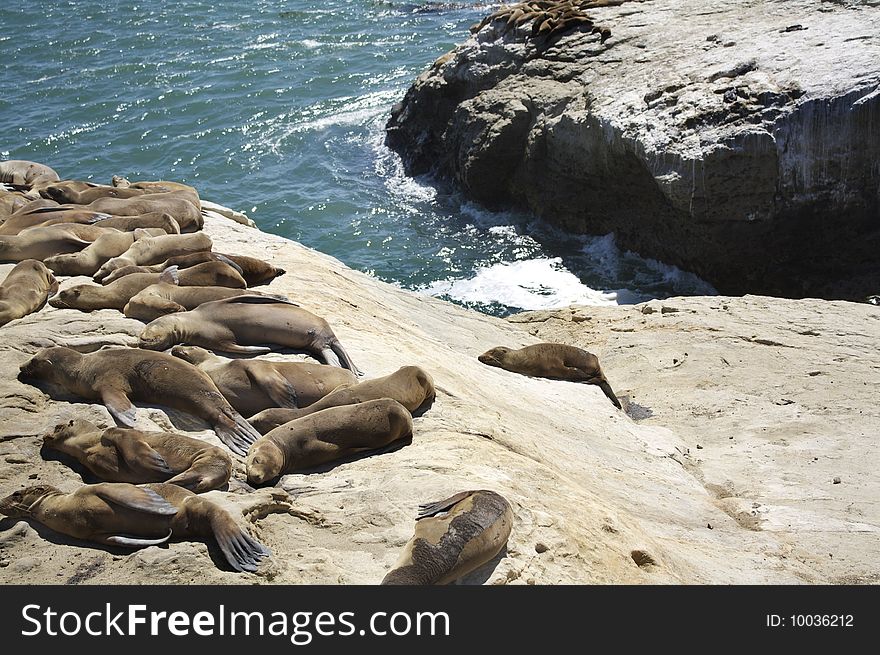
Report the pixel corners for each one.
[39,445,103,484]
[411,395,436,418]
[454,545,508,586]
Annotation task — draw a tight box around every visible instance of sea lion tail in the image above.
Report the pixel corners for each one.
[329,340,363,377]
[204,503,271,573]
[598,379,622,410]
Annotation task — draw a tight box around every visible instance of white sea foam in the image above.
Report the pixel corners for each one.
[424,258,618,310]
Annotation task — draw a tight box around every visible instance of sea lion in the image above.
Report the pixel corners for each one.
[0,189,32,217]
[19,346,262,455]
[50,261,246,312]
[43,228,166,276]
[171,345,357,417]
[49,193,202,232]
[40,180,150,204]
[0,160,60,186]
[0,208,113,236]
[110,177,200,200]
[249,365,434,434]
[101,251,284,287]
[43,417,232,493]
[0,223,112,262]
[93,231,213,282]
[138,296,361,374]
[381,490,513,585]
[246,398,413,484]
[0,259,58,327]
[124,283,254,321]
[0,482,269,572]
[478,342,621,409]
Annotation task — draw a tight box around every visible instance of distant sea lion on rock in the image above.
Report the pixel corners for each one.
[93,231,213,282]
[124,283,254,322]
[478,342,621,409]
[246,398,413,484]
[0,223,112,262]
[0,160,60,186]
[43,228,166,276]
[52,194,202,232]
[138,296,362,374]
[171,345,357,417]
[102,251,284,287]
[249,365,434,434]
[0,482,270,572]
[40,180,150,205]
[0,208,113,236]
[43,418,232,493]
[19,346,263,455]
[0,259,58,327]
[381,490,513,585]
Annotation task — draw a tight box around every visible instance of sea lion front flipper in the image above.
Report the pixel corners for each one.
[219,343,273,354]
[252,369,298,409]
[214,408,263,456]
[101,429,174,475]
[159,265,179,285]
[104,531,173,547]
[100,388,138,427]
[91,483,178,516]
[214,254,244,276]
[210,295,299,307]
[597,380,622,409]
[416,491,475,520]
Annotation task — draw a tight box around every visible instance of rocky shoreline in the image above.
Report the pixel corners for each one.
[1,206,877,584]
[386,0,880,299]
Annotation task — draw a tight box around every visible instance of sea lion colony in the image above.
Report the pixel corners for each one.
[0,159,621,583]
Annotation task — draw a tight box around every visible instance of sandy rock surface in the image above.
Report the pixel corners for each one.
[0,212,874,584]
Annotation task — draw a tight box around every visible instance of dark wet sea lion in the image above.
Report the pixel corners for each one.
[19,346,262,455]
[249,365,434,434]
[478,342,621,408]
[246,398,413,484]
[124,283,254,322]
[0,160,60,186]
[0,259,58,327]
[138,296,361,374]
[0,482,269,572]
[93,231,212,282]
[171,345,357,417]
[43,228,166,276]
[43,417,232,493]
[381,490,513,585]
[0,223,113,262]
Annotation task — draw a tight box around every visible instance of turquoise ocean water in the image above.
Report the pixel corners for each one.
[0,0,714,315]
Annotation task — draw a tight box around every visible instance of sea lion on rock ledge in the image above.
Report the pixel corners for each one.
[381,490,513,585]
[0,160,60,186]
[246,398,413,484]
[0,259,58,327]
[478,342,621,409]
[0,482,270,572]
[93,231,213,282]
[18,346,262,455]
[0,223,110,262]
[43,228,166,276]
[43,418,232,493]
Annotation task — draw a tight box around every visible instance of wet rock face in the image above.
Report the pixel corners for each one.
[386,0,880,299]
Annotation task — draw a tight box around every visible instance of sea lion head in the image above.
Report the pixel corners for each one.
[19,346,81,383]
[48,285,89,310]
[246,440,285,486]
[43,417,96,449]
[138,320,175,351]
[478,346,511,368]
[0,485,60,518]
[170,345,213,366]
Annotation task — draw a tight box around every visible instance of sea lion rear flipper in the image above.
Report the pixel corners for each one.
[206,507,271,572]
[164,469,207,492]
[416,491,475,520]
[102,429,174,475]
[253,369,298,409]
[92,483,178,516]
[101,388,138,427]
[330,339,362,377]
[214,254,244,276]
[597,379,622,410]
[104,531,172,547]
[159,265,179,285]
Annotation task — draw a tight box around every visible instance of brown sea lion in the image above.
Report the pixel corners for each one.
[50,193,202,232]
[0,259,58,327]
[124,283,254,322]
[43,228,166,276]
[19,346,263,455]
[381,490,513,585]
[110,177,200,200]
[171,345,357,417]
[0,482,269,572]
[0,160,60,186]
[0,189,33,217]
[249,365,434,434]
[138,296,361,374]
[0,208,114,235]
[101,251,284,287]
[478,342,621,408]
[0,223,112,262]
[43,417,232,493]
[93,231,213,282]
[50,261,246,312]
[246,398,413,484]
[40,180,150,204]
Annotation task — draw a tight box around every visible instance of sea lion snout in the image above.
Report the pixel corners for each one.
[138,323,174,350]
[477,347,508,367]
[246,441,284,486]
[0,485,56,517]
[49,287,81,309]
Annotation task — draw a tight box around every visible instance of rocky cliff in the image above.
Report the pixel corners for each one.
[1,210,876,584]
[386,0,880,299]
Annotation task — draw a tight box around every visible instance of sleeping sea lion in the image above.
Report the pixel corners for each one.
[381,490,513,585]
[0,223,113,262]
[249,365,434,434]
[93,231,213,282]
[43,417,232,493]
[0,160,60,186]
[0,259,58,327]
[0,482,269,572]
[43,228,167,276]
[49,193,202,232]
[246,398,413,484]
[0,208,112,236]
[19,346,262,455]
[478,342,621,409]
[104,251,284,287]
[124,283,254,321]
[138,296,361,374]
[171,345,357,417]
[40,180,150,204]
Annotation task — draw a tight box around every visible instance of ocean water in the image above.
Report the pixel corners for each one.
[0,0,715,316]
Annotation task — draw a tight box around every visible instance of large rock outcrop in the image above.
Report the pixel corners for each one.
[1,210,877,584]
[386,0,880,299]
